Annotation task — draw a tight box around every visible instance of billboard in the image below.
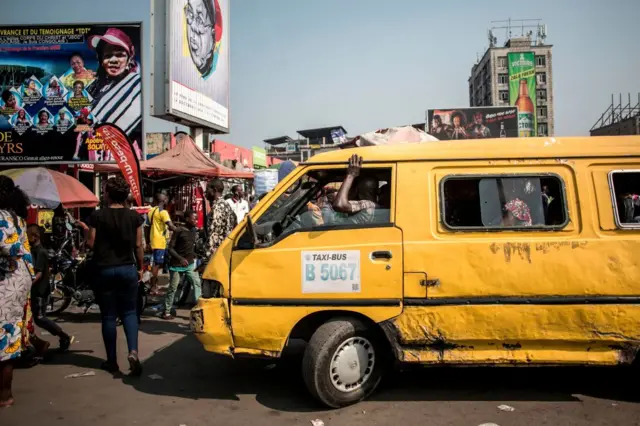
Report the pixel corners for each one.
[0,23,143,164]
[151,0,230,133]
[427,107,519,140]
[252,146,266,168]
[508,52,537,137]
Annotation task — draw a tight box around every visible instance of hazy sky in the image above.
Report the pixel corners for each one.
[2,0,639,148]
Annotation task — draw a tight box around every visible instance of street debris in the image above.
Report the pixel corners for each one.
[41,331,51,336]
[478,423,500,426]
[64,371,96,379]
[497,404,515,412]
[264,364,276,370]
[310,420,324,426]
[148,374,164,380]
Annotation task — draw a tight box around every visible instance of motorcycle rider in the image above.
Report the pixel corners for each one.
[27,224,74,351]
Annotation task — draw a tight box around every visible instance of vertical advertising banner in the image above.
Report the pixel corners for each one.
[508,52,537,137]
[0,23,143,164]
[427,107,519,140]
[168,0,229,132]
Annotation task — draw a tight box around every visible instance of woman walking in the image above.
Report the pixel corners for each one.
[86,177,144,376]
[0,176,34,407]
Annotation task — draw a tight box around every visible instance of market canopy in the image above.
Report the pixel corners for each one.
[96,136,254,179]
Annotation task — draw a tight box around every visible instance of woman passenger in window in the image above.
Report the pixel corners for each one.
[503,198,532,227]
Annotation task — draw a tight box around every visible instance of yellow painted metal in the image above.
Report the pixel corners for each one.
[190,299,234,357]
[231,306,402,354]
[202,237,233,297]
[305,136,640,164]
[193,136,640,367]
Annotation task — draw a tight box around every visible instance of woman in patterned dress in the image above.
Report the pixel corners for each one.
[0,175,33,407]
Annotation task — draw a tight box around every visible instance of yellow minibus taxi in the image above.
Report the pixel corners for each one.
[190,136,640,408]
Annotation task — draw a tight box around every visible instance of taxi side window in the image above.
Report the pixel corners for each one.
[609,171,640,228]
[441,175,567,230]
[243,168,392,247]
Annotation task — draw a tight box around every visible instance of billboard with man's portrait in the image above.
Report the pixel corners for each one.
[151,0,230,133]
[0,23,143,164]
[426,106,519,141]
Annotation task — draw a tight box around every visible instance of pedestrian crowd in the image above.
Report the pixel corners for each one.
[0,174,244,407]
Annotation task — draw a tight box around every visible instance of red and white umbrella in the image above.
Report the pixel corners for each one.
[0,167,98,209]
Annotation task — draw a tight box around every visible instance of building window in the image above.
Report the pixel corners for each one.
[537,106,547,118]
[536,72,547,84]
[609,171,640,228]
[497,56,507,68]
[441,175,567,230]
[537,123,548,136]
[536,55,546,67]
[499,91,509,102]
[537,89,547,100]
[498,73,508,84]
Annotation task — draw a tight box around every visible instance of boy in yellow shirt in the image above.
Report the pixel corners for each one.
[147,192,175,294]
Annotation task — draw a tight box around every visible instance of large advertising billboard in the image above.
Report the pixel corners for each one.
[151,0,229,133]
[508,52,537,137]
[427,107,519,140]
[0,23,143,164]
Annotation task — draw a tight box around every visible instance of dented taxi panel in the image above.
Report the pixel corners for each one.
[202,238,233,297]
[191,298,234,357]
[386,305,640,365]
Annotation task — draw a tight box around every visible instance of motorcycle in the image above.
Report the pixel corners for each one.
[46,238,153,316]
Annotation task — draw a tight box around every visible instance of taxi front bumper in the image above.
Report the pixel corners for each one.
[190,298,234,357]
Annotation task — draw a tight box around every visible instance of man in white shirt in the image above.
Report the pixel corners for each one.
[226,185,250,223]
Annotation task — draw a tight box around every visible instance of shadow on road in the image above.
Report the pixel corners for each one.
[113,335,640,413]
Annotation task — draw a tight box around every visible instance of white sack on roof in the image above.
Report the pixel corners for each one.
[357,125,439,147]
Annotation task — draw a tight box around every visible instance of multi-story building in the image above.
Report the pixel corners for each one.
[265,126,347,163]
[468,27,554,136]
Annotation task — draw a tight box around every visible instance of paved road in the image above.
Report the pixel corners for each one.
[5,306,640,426]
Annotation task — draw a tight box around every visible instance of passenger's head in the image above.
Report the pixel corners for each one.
[206,178,224,202]
[105,176,130,206]
[27,223,41,246]
[356,176,378,202]
[184,210,197,227]
[0,175,29,220]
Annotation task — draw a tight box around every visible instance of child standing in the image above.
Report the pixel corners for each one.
[162,211,201,319]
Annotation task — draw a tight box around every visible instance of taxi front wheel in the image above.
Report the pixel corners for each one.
[302,318,385,408]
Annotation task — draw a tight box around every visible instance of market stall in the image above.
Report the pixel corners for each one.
[96,136,253,226]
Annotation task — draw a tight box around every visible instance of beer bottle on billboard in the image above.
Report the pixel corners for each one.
[500,122,507,138]
[515,78,534,137]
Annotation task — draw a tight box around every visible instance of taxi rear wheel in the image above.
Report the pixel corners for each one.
[302,318,385,408]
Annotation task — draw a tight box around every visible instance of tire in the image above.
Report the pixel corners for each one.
[302,318,386,408]
[47,285,73,315]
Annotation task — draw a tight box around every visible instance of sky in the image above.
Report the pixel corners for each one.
[2,0,639,148]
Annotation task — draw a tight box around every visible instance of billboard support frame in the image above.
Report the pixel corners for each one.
[0,20,145,166]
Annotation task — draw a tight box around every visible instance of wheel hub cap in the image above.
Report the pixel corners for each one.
[329,337,375,392]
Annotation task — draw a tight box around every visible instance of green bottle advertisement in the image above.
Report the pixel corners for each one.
[508,52,537,137]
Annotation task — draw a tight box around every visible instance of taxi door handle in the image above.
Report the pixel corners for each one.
[370,251,392,260]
